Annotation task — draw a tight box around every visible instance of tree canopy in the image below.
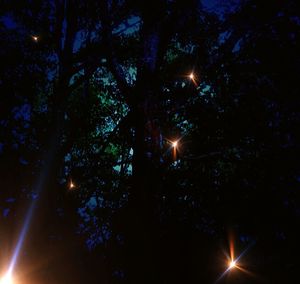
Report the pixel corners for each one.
[0,0,300,283]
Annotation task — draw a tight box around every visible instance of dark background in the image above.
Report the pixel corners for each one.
[0,0,300,283]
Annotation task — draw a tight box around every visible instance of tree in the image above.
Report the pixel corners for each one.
[1,0,300,283]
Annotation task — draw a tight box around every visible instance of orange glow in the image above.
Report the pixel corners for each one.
[171,140,179,160]
[187,72,199,86]
[227,232,238,270]
[32,36,38,42]
[216,235,256,282]
[229,260,237,269]
[229,236,235,261]
[69,180,75,190]
[165,138,181,160]
[172,140,178,148]
[234,265,256,277]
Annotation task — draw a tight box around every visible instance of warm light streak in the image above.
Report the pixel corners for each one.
[170,140,179,160]
[229,234,235,261]
[172,140,178,148]
[189,72,194,80]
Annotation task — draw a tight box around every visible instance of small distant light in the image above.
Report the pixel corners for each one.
[32,35,38,42]
[189,73,194,80]
[0,272,14,284]
[69,180,75,189]
[229,260,237,269]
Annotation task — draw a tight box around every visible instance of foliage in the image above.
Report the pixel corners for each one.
[0,0,300,283]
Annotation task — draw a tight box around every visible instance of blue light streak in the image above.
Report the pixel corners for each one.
[6,138,58,276]
[8,173,46,275]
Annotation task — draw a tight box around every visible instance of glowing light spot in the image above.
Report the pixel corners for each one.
[189,73,194,80]
[0,272,14,284]
[215,240,256,283]
[229,260,237,269]
[172,140,178,148]
[69,180,75,190]
[32,35,38,42]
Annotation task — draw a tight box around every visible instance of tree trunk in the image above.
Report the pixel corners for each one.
[123,7,164,283]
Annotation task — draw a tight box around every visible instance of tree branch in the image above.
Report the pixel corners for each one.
[183,151,222,160]
[101,0,133,101]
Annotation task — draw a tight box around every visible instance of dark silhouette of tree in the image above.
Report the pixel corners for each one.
[0,0,300,283]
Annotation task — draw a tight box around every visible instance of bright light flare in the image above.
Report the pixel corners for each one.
[187,71,199,86]
[215,239,256,283]
[0,272,14,284]
[229,260,237,269]
[171,140,179,160]
[172,140,178,148]
[165,137,183,161]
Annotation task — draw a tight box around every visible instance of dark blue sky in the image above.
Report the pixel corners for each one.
[202,0,219,8]
[1,0,240,29]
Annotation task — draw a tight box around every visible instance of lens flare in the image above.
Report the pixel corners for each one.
[215,239,256,283]
[172,140,178,148]
[0,272,14,284]
[186,71,199,86]
[229,260,237,269]
[165,137,184,161]
[170,140,179,160]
